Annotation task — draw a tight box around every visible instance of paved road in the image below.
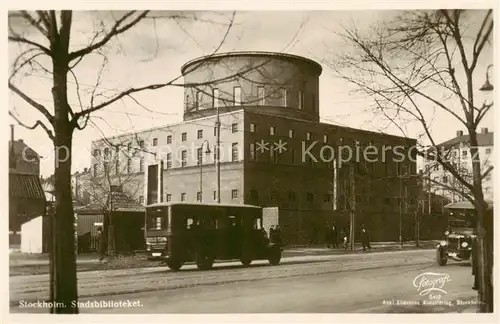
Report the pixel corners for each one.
[10,249,478,313]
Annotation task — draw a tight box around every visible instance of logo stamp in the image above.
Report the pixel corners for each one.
[413,272,452,301]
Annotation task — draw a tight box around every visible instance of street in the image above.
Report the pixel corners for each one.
[10,249,478,313]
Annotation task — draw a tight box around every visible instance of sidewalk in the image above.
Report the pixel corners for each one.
[9,240,437,267]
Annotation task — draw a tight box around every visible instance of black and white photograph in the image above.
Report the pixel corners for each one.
[5,1,497,319]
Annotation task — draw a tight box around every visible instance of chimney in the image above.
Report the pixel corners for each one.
[456,130,464,137]
[481,127,488,134]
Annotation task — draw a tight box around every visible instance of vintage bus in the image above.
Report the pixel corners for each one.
[145,202,282,271]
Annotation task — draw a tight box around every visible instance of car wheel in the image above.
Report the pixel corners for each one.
[196,251,214,270]
[436,249,447,266]
[268,246,282,266]
[240,258,252,267]
[166,258,184,271]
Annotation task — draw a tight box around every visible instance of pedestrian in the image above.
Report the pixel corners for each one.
[274,225,283,247]
[331,222,338,248]
[269,225,276,244]
[361,224,371,252]
[97,226,105,261]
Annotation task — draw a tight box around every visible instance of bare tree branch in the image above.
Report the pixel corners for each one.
[68,11,149,61]
[9,110,54,141]
[8,82,54,125]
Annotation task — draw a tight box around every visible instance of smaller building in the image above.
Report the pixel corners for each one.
[75,186,145,253]
[423,128,494,202]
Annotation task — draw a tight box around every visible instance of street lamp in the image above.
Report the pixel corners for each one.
[479,64,494,92]
[199,140,212,202]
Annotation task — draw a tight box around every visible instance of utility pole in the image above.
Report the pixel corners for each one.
[399,173,403,249]
[215,106,221,204]
[349,163,355,251]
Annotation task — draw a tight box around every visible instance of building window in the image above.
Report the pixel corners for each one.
[213,88,220,108]
[152,138,158,147]
[139,158,144,172]
[197,129,203,139]
[197,192,202,202]
[127,158,132,174]
[93,149,100,157]
[232,143,239,162]
[181,150,187,167]
[214,126,217,136]
[298,90,304,110]
[486,148,492,154]
[258,86,265,106]
[139,140,144,148]
[167,135,172,144]
[166,153,172,169]
[462,150,468,157]
[443,176,448,183]
[306,132,311,141]
[185,94,190,111]
[270,126,275,136]
[290,148,295,164]
[166,194,172,202]
[249,143,256,160]
[232,123,238,133]
[181,132,187,142]
[127,143,131,153]
[104,147,110,158]
[323,134,328,143]
[213,191,217,201]
[234,86,242,105]
[324,194,332,203]
[139,196,144,204]
[181,193,187,201]
[93,163,98,176]
[195,91,201,110]
[289,129,294,138]
[250,123,256,133]
[231,189,238,199]
[306,192,314,202]
[281,88,287,106]
[289,191,296,201]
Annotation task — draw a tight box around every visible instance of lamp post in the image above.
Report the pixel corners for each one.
[479,64,494,92]
[476,63,493,312]
[199,140,212,202]
[215,106,221,203]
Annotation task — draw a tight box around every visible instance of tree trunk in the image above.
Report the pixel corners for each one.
[53,131,78,313]
[52,37,78,312]
[470,130,493,313]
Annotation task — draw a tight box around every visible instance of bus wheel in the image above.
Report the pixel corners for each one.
[196,252,214,270]
[240,258,252,267]
[166,259,184,271]
[268,246,282,266]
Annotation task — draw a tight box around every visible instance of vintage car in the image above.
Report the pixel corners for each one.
[436,227,476,266]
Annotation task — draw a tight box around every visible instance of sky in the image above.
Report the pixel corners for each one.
[7,9,495,177]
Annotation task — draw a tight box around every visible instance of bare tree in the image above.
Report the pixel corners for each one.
[330,9,494,312]
[79,135,145,256]
[7,10,239,314]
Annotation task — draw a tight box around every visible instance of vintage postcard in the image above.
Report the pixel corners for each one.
[4,1,498,323]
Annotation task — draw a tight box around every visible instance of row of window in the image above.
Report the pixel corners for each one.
[138,190,333,205]
[186,87,313,111]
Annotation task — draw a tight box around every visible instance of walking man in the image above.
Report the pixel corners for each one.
[331,222,338,248]
[361,224,371,252]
